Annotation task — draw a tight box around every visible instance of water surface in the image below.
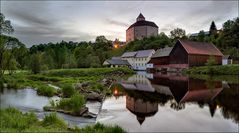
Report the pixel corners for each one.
[97,72,239,132]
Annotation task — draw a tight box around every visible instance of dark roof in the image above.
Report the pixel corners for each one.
[223,55,232,59]
[104,57,130,66]
[121,51,137,58]
[177,40,223,56]
[122,49,155,58]
[136,49,155,58]
[127,20,158,30]
[151,47,173,58]
[137,13,145,20]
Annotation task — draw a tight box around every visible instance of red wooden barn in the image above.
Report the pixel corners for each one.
[169,40,223,69]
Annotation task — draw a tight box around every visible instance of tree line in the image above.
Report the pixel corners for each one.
[1,12,238,75]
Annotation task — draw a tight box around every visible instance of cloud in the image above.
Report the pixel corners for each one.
[105,18,129,27]
[1,1,238,47]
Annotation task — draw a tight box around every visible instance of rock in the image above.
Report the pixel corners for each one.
[75,83,83,90]
[75,106,89,116]
[82,111,97,118]
[85,91,103,101]
[82,82,90,88]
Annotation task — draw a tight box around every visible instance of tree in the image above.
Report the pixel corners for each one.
[0,13,14,34]
[30,53,42,74]
[170,28,186,40]
[197,30,205,42]
[209,21,217,36]
[0,13,15,76]
[94,36,112,51]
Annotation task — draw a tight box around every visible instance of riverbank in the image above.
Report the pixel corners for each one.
[0,108,125,132]
[1,67,134,117]
[184,64,239,75]
[1,67,134,95]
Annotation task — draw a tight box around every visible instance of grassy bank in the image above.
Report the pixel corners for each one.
[184,64,239,75]
[0,108,125,133]
[1,67,134,97]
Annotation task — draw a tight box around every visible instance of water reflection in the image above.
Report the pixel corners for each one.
[106,72,239,129]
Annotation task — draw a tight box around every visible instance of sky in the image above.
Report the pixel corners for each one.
[1,1,238,47]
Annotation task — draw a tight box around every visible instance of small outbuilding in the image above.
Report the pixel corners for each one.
[222,55,233,65]
[103,57,130,68]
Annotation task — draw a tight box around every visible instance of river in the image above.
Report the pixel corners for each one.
[1,72,238,132]
[97,72,239,132]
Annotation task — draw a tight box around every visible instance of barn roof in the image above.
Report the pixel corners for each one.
[151,47,173,58]
[135,49,155,58]
[127,20,158,30]
[178,40,223,56]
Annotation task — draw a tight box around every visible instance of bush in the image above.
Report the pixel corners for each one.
[61,84,75,97]
[37,85,56,97]
[42,113,67,128]
[91,83,105,92]
[0,108,38,131]
[57,93,86,113]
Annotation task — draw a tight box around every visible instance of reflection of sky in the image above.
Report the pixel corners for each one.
[97,96,238,132]
[0,88,50,110]
[2,1,238,47]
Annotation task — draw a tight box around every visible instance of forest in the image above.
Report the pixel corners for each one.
[1,12,238,76]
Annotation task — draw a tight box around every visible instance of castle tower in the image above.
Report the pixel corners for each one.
[126,13,158,43]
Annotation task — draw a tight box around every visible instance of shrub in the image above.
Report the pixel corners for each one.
[91,83,105,92]
[42,113,67,128]
[37,85,56,97]
[0,108,38,130]
[61,84,75,97]
[57,93,86,113]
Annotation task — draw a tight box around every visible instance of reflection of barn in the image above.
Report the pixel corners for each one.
[126,95,158,125]
[150,73,223,103]
[119,73,224,121]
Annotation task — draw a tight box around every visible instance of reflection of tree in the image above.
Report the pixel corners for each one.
[215,84,239,123]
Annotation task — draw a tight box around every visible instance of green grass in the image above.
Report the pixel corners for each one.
[60,84,76,98]
[2,67,134,97]
[43,67,134,77]
[75,123,126,133]
[50,93,86,113]
[184,64,239,75]
[42,113,67,128]
[36,85,56,97]
[0,108,126,132]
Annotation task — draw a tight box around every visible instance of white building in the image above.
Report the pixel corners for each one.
[222,55,233,65]
[126,13,158,43]
[121,49,155,70]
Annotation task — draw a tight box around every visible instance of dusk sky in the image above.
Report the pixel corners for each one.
[1,1,238,47]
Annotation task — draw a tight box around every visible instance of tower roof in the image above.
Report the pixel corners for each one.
[137,13,145,19]
[137,13,145,21]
